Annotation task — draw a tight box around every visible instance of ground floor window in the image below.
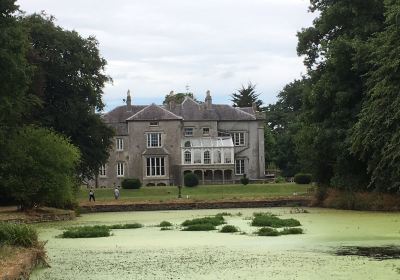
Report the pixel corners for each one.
[146,157,165,176]
[235,159,245,175]
[117,162,124,177]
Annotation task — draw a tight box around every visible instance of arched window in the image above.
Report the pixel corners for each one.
[204,151,210,164]
[184,150,191,164]
[184,141,191,147]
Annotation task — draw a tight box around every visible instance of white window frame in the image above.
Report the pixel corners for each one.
[116,138,124,151]
[147,133,162,148]
[235,159,245,175]
[117,162,125,177]
[149,121,159,126]
[184,150,191,164]
[233,132,245,146]
[99,164,106,177]
[146,157,165,177]
[204,150,211,164]
[184,127,194,137]
[202,127,210,136]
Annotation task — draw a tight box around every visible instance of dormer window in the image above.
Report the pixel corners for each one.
[150,121,158,126]
[184,127,193,137]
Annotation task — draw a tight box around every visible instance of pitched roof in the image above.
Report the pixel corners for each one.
[127,103,182,121]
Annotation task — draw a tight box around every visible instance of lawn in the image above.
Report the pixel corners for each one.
[78,183,311,203]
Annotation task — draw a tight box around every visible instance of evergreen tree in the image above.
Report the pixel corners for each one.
[231,82,263,110]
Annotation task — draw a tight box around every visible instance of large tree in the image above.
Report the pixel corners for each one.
[296,0,385,187]
[231,82,263,110]
[22,14,114,181]
[351,0,400,192]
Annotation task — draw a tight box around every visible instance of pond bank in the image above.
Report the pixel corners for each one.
[79,197,310,213]
[0,207,75,224]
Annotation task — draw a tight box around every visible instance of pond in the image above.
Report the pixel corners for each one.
[31,208,400,280]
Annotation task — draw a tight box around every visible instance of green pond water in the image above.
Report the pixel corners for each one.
[31,208,400,280]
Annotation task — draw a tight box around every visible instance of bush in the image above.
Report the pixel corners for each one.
[121,178,142,189]
[182,223,216,231]
[240,174,249,185]
[159,221,173,227]
[107,223,143,229]
[274,176,286,183]
[256,227,280,236]
[219,225,238,233]
[181,215,225,227]
[160,227,172,231]
[0,223,39,247]
[294,173,312,184]
[184,172,199,187]
[280,227,303,235]
[61,225,110,238]
[251,213,301,228]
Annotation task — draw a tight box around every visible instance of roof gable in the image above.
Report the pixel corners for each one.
[127,103,182,121]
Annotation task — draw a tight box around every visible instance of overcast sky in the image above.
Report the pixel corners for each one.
[17,0,316,111]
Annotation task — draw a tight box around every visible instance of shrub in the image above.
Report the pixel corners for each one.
[256,227,280,236]
[182,223,216,231]
[274,176,286,183]
[61,225,110,238]
[240,174,249,185]
[121,178,142,189]
[181,215,225,227]
[251,213,301,228]
[108,223,143,229]
[280,228,303,235]
[184,172,199,187]
[0,223,38,247]
[219,225,238,233]
[160,227,172,231]
[159,221,173,227]
[294,173,312,184]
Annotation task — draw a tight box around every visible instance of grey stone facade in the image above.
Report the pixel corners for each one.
[95,90,265,187]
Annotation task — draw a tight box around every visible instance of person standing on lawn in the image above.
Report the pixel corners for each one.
[89,189,95,202]
[114,187,120,200]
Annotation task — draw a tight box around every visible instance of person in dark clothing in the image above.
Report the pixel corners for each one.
[89,189,95,202]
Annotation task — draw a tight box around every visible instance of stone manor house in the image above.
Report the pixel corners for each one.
[96,90,265,187]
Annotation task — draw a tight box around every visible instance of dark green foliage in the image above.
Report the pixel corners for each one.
[231,82,263,110]
[294,173,312,184]
[61,225,110,238]
[158,221,173,227]
[163,92,199,105]
[240,174,249,185]
[251,213,301,228]
[255,227,280,236]
[215,212,232,217]
[181,215,225,227]
[107,223,143,229]
[280,227,303,235]
[219,225,238,233]
[3,126,80,209]
[22,13,114,182]
[160,227,172,231]
[121,178,142,189]
[182,223,216,231]
[184,172,199,187]
[0,223,39,247]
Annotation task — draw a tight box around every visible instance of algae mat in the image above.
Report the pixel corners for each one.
[31,208,400,280]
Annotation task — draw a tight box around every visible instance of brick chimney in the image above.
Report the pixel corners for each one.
[126,89,132,111]
[205,90,212,109]
[168,90,176,110]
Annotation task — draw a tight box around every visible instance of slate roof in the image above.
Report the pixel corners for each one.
[102,97,262,131]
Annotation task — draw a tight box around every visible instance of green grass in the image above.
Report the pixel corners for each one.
[78,183,311,203]
[61,225,111,238]
[219,225,239,233]
[251,213,301,228]
[0,223,38,247]
[181,215,225,227]
[107,223,143,229]
[182,223,216,231]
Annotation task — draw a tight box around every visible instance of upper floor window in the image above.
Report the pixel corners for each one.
[117,162,125,177]
[202,127,210,136]
[116,138,124,151]
[233,132,245,146]
[184,151,191,164]
[184,141,191,147]
[204,151,211,164]
[146,157,165,177]
[150,121,158,126]
[147,133,162,147]
[214,150,221,164]
[99,164,106,177]
[235,159,245,175]
[184,127,193,137]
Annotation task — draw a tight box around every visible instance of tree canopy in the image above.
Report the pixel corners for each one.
[231,82,263,110]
